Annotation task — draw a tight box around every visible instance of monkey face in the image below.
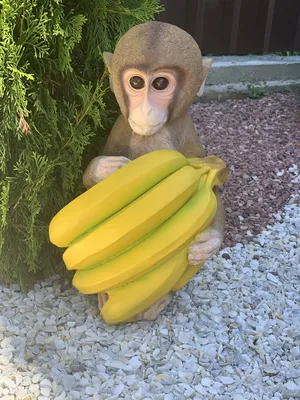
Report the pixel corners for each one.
[107,22,209,127]
[123,69,177,136]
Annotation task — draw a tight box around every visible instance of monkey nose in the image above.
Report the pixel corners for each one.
[142,106,153,116]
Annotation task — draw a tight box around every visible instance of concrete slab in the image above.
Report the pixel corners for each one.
[202,55,300,99]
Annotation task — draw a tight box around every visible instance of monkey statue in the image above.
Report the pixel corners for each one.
[83,21,225,321]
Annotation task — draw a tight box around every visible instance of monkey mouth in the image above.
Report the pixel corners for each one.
[128,117,167,135]
[129,118,163,128]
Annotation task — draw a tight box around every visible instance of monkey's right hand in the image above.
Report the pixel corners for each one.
[82,156,131,189]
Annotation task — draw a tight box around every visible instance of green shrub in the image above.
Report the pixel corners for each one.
[0,0,163,288]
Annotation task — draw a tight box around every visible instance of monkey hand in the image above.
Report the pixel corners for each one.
[134,293,173,321]
[83,155,131,189]
[187,229,222,266]
[98,292,173,322]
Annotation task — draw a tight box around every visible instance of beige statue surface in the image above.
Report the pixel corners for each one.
[83,21,225,321]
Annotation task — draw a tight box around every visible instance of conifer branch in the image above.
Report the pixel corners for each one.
[75,70,108,127]
[98,8,131,15]
[0,0,163,289]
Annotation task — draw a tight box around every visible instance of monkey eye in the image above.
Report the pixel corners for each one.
[152,77,169,90]
[129,76,145,90]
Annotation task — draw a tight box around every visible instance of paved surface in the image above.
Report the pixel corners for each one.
[203,55,300,97]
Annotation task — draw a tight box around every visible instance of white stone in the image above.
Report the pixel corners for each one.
[105,360,131,371]
[285,381,299,390]
[32,373,43,383]
[40,386,51,397]
[113,383,125,396]
[209,306,222,314]
[96,364,106,373]
[15,389,29,399]
[78,377,88,386]
[40,379,52,388]
[195,384,208,395]
[178,331,192,344]
[233,394,246,400]
[128,356,142,370]
[267,273,282,284]
[219,376,234,385]
[0,355,11,365]
[201,377,212,387]
[290,347,300,358]
[160,329,169,336]
[62,375,76,391]
[85,386,97,395]
[0,315,8,327]
[54,338,65,350]
[29,383,39,393]
[54,391,66,400]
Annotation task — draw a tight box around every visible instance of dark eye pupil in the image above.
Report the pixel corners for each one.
[152,77,169,90]
[130,76,144,89]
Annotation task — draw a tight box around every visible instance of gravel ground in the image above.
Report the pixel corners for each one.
[0,178,299,400]
[190,92,300,248]
[0,93,299,400]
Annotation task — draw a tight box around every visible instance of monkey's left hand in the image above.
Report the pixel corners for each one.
[187,229,222,265]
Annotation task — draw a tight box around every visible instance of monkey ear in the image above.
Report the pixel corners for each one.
[197,58,213,97]
[103,52,113,73]
[103,52,114,93]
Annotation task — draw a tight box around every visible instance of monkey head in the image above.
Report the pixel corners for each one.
[104,21,212,136]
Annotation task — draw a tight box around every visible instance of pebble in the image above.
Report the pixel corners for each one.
[0,316,9,327]
[54,338,65,350]
[284,381,299,390]
[128,356,142,370]
[40,379,52,388]
[105,360,132,371]
[201,377,212,387]
[290,346,299,358]
[32,373,43,383]
[29,383,39,393]
[40,386,51,397]
[178,331,192,344]
[113,383,125,396]
[219,376,234,385]
[85,386,97,395]
[160,328,169,336]
[62,375,76,391]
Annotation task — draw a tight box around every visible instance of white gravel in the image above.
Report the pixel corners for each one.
[0,175,299,400]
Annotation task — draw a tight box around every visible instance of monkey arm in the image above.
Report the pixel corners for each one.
[187,188,225,266]
[82,155,131,189]
[176,113,206,158]
[102,114,132,157]
[179,114,225,265]
[82,115,132,189]
[211,187,225,239]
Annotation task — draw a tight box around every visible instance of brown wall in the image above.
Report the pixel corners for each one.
[157,0,300,55]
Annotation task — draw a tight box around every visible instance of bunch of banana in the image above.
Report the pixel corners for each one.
[49,149,228,325]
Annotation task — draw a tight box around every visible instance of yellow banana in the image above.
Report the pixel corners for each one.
[49,149,229,324]
[49,149,188,247]
[101,249,189,325]
[63,165,199,271]
[172,264,204,291]
[72,175,217,294]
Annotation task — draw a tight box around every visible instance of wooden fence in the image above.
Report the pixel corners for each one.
[157,0,300,55]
